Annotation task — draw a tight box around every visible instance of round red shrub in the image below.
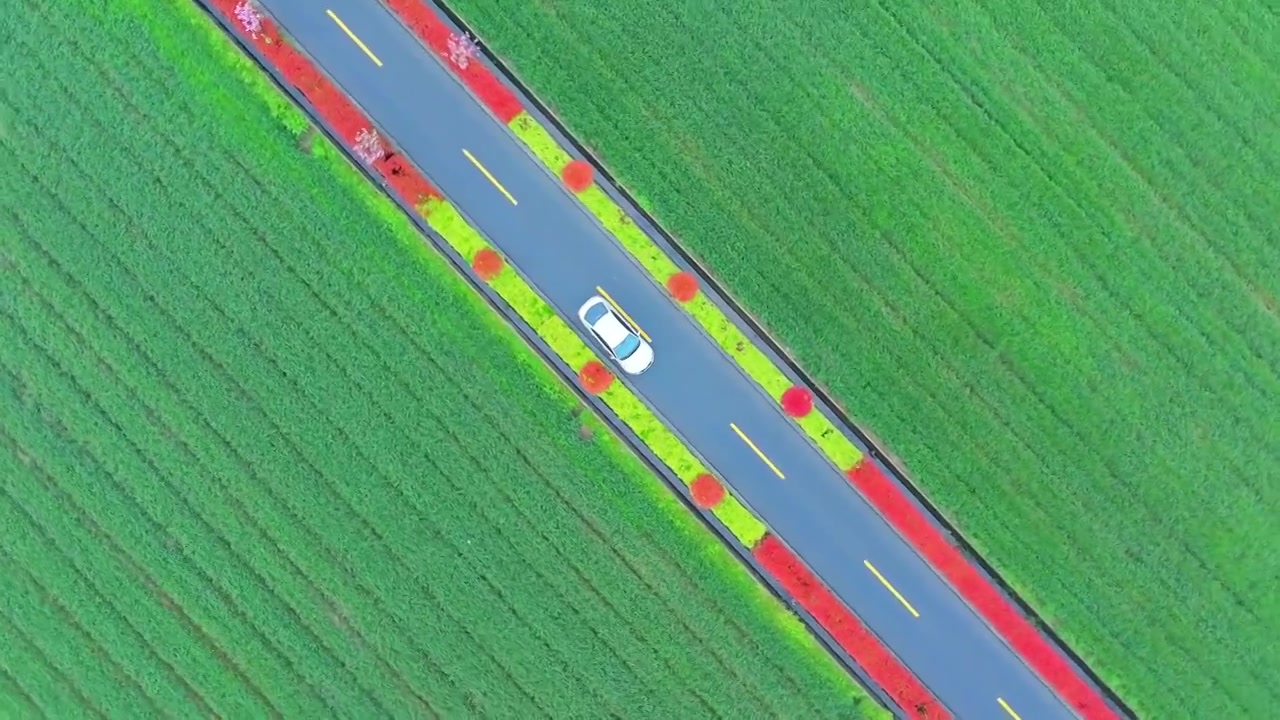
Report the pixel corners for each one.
[578,360,614,395]
[780,386,814,418]
[471,248,504,281]
[561,160,594,193]
[690,474,725,509]
[666,271,699,303]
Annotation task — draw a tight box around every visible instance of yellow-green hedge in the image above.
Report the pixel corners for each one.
[505,113,863,472]
[422,197,769,548]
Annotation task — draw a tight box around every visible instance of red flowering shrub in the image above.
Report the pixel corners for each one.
[780,386,813,418]
[753,534,949,719]
[374,153,436,207]
[844,461,1114,719]
[561,160,594,193]
[211,0,440,209]
[577,360,613,395]
[381,0,523,122]
[471,248,503,281]
[666,271,698,303]
[690,474,725,509]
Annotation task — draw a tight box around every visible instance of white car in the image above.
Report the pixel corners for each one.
[577,294,654,375]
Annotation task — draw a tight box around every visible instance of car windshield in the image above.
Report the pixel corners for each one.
[583,301,609,325]
[613,333,641,360]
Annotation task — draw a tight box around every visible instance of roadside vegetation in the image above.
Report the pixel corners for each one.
[442,0,1280,716]
[0,0,873,716]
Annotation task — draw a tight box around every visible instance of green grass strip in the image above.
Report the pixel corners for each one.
[712,495,768,549]
[490,270,554,325]
[510,111,572,169]
[505,112,863,472]
[421,196,487,257]
[685,296,792,397]
[422,194,769,547]
[598,383,705,486]
[534,314,597,370]
[579,185,680,279]
[686,296,864,469]
[799,413,864,471]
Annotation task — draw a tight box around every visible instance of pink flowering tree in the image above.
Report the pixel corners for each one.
[353,128,384,165]
[447,32,479,70]
[233,1,263,37]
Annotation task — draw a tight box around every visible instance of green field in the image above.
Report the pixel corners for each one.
[0,0,882,717]
[443,0,1280,717]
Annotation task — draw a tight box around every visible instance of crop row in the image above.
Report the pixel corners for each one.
[202,0,891,717]
[1,0,869,716]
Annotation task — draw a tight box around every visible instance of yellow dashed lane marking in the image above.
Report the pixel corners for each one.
[730,423,785,479]
[462,148,517,205]
[998,697,1022,720]
[326,10,382,67]
[864,560,920,618]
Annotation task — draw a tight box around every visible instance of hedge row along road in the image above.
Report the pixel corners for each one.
[236,0,1123,718]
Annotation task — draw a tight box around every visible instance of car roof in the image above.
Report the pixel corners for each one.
[592,311,632,349]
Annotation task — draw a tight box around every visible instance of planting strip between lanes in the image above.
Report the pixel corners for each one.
[203,0,936,716]
[381,1,1120,718]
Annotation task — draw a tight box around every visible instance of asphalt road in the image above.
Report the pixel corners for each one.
[253,1,1083,717]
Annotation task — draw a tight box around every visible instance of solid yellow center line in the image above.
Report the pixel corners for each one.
[462,148,518,205]
[863,560,920,617]
[997,698,1022,720]
[326,10,383,67]
[730,423,785,479]
[595,286,650,341]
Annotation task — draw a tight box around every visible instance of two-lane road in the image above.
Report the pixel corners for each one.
[255,1,1080,717]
